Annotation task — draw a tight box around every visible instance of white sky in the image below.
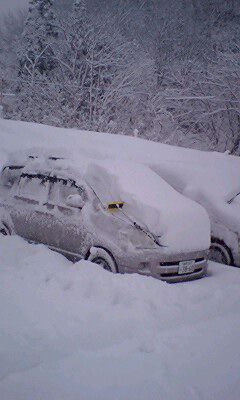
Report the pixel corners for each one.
[0,0,28,14]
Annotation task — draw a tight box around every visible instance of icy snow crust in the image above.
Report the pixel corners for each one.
[0,236,240,400]
[0,119,239,237]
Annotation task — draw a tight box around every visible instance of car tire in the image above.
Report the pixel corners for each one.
[87,247,118,273]
[209,238,233,266]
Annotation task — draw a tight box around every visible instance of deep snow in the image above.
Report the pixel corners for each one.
[0,236,240,400]
[0,119,239,399]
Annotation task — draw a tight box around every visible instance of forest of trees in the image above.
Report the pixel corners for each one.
[0,0,240,154]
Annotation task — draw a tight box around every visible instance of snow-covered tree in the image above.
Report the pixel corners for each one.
[2,0,240,154]
[51,2,147,132]
[9,0,59,122]
[18,0,58,77]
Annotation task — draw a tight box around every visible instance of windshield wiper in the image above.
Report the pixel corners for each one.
[87,181,167,248]
[113,204,167,248]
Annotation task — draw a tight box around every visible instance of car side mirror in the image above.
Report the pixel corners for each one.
[66,194,85,209]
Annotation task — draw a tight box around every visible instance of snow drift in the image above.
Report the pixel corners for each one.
[0,236,240,400]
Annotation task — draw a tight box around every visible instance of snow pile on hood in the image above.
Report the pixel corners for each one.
[85,160,210,253]
[0,236,240,400]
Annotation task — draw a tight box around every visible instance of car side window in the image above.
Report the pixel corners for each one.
[0,166,23,188]
[48,179,81,205]
[18,175,49,202]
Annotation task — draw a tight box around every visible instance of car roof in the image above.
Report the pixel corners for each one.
[17,157,86,185]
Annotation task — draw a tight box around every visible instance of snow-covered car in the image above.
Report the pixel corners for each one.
[0,119,237,268]
[148,155,240,267]
[0,155,210,282]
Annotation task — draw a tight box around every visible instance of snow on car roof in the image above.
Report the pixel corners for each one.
[5,150,90,184]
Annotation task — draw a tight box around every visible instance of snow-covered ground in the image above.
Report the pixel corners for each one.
[0,119,239,398]
[0,235,240,400]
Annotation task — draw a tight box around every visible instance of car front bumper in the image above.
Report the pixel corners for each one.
[118,249,208,283]
[151,258,208,283]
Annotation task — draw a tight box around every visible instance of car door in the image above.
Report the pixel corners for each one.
[10,173,50,242]
[0,165,23,214]
[43,177,88,259]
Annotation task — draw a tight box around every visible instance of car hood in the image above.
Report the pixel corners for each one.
[85,161,211,254]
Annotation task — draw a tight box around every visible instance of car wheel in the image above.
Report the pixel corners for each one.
[209,238,233,266]
[87,247,118,273]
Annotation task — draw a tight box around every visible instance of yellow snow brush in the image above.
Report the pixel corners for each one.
[107,201,124,211]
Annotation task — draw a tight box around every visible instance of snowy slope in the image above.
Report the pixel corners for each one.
[0,236,240,400]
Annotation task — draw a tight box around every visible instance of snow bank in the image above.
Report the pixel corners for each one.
[85,160,210,252]
[0,236,240,400]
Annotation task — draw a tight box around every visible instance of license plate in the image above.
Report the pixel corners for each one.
[178,260,195,275]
